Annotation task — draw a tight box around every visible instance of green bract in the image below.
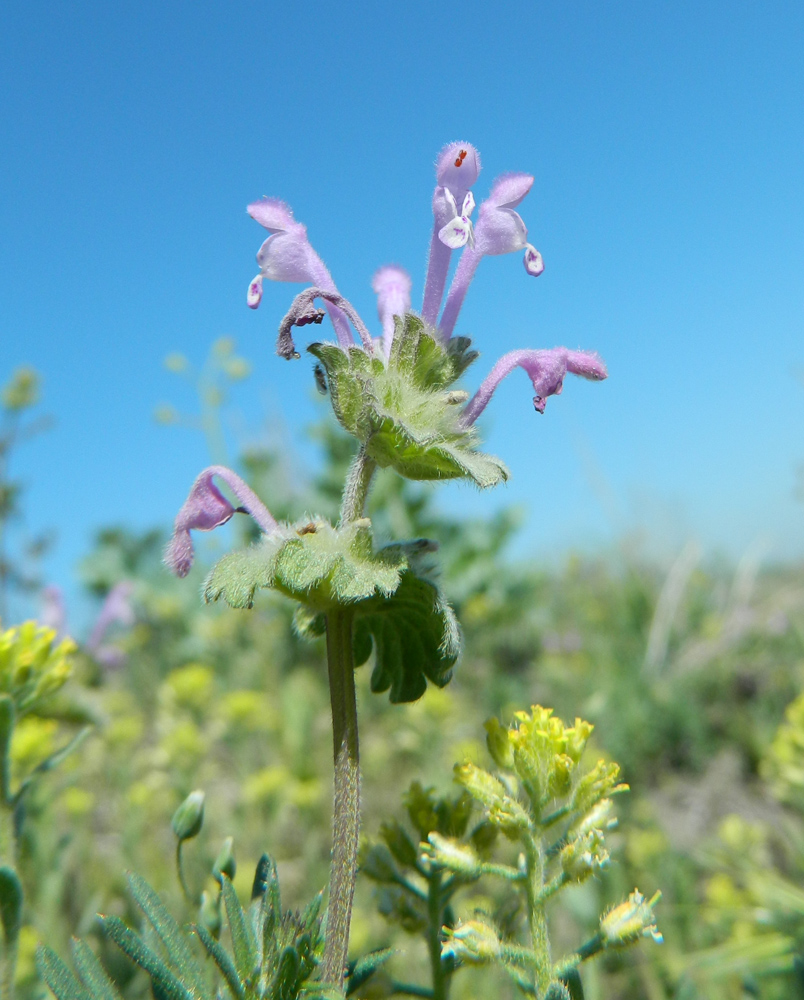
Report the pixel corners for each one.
[308,314,509,487]
[203,518,403,610]
[204,517,461,704]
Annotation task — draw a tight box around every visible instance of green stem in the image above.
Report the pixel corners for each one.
[175,841,194,905]
[426,870,448,1000]
[524,836,551,999]
[339,447,377,525]
[321,609,361,989]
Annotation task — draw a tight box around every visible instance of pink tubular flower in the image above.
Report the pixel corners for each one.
[165,466,278,578]
[372,266,412,355]
[439,173,545,340]
[461,348,608,426]
[422,142,481,325]
[246,198,353,348]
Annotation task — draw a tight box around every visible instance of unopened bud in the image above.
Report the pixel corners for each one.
[212,836,236,883]
[484,717,514,770]
[423,832,480,875]
[442,920,501,964]
[601,889,663,946]
[171,790,205,841]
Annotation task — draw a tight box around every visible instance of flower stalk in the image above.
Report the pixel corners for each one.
[321,607,361,988]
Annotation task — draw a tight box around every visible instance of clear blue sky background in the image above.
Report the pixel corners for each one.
[2,0,803,625]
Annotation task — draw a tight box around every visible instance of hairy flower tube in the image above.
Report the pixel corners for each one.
[438,172,544,339]
[164,465,278,578]
[372,265,412,356]
[422,141,482,325]
[462,348,609,424]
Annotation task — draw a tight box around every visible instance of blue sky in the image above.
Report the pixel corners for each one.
[2,0,803,624]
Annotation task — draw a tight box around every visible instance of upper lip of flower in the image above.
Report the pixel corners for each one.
[165,466,278,578]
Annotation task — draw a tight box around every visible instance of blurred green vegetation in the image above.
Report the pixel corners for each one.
[3,349,804,999]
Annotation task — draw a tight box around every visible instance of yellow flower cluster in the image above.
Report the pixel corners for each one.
[0,622,76,714]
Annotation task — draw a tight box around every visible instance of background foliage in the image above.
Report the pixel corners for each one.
[3,350,804,999]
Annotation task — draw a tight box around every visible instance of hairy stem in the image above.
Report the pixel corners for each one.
[321,609,361,989]
[339,447,376,525]
[525,836,552,999]
[426,870,449,1000]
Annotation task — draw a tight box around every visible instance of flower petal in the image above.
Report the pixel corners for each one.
[436,141,481,192]
[438,217,473,249]
[487,172,534,209]
[476,206,528,255]
[461,191,476,217]
[523,245,545,277]
[247,274,264,308]
[247,197,296,233]
[165,466,277,577]
[257,230,326,283]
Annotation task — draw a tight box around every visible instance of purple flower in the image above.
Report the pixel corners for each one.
[87,581,136,669]
[422,142,481,325]
[247,198,353,347]
[461,348,608,425]
[165,466,278,578]
[40,585,67,636]
[277,287,375,361]
[372,266,412,355]
[439,173,545,339]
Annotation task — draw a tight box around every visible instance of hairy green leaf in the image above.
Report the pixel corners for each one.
[354,569,461,703]
[345,947,394,997]
[193,925,244,1000]
[221,876,258,985]
[204,520,404,612]
[126,873,209,1000]
[37,946,94,1000]
[70,940,124,1000]
[101,916,194,1000]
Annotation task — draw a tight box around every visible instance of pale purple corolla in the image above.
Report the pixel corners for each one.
[372,266,412,355]
[246,198,353,348]
[422,142,481,325]
[461,348,608,426]
[165,466,278,578]
[439,173,545,340]
[40,582,135,669]
[87,581,136,669]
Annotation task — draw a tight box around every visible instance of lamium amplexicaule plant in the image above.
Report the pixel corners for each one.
[36,142,660,1000]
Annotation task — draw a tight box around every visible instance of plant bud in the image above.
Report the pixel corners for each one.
[212,836,236,883]
[423,832,481,875]
[600,889,663,946]
[171,790,205,841]
[380,821,418,868]
[442,920,501,964]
